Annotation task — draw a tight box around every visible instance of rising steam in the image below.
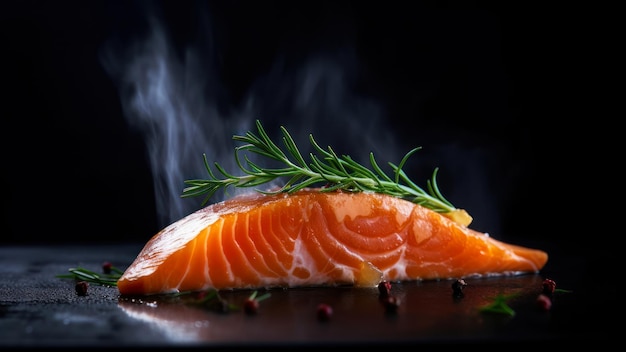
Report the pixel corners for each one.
[100,7,396,229]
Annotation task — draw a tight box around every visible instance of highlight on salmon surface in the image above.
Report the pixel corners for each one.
[117,189,549,296]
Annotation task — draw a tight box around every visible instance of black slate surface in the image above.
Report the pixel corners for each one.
[0,242,616,348]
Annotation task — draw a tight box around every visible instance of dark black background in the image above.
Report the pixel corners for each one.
[2,1,609,249]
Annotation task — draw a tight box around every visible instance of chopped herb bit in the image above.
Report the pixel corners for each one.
[175,290,237,313]
[479,293,519,316]
[554,288,573,294]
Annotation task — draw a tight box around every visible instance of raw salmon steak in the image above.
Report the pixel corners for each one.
[117,189,548,296]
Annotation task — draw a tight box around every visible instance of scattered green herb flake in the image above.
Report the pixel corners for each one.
[554,288,573,294]
[479,293,520,317]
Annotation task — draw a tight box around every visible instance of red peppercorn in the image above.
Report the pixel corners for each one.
[316,303,333,321]
[244,298,260,315]
[242,291,270,315]
[542,279,557,296]
[378,280,392,298]
[102,262,112,274]
[536,294,552,311]
[75,281,89,296]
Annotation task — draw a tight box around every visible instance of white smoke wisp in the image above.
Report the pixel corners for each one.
[101,16,251,228]
[101,13,398,231]
[237,51,399,171]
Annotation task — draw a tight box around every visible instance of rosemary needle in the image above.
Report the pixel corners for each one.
[56,267,121,287]
[182,119,473,226]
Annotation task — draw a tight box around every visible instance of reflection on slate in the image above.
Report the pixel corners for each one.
[0,244,613,346]
[117,275,549,344]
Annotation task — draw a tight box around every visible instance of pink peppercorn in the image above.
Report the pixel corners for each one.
[536,294,552,311]
[316,303,333,321]
[378,281,392,298]
[244,298,260,315]
[75,281,89,296]
[102,262,112,274]
[542,279,557,296]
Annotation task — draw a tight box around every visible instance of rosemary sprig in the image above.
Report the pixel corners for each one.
[182,120,472,225]
[56,267,122,287]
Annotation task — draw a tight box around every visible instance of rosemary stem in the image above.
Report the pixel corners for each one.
[181,119,469,224]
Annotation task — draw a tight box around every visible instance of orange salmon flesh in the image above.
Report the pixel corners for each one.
[117,189,548,296]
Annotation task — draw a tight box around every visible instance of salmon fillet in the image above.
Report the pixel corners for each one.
[117,189,548,296]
